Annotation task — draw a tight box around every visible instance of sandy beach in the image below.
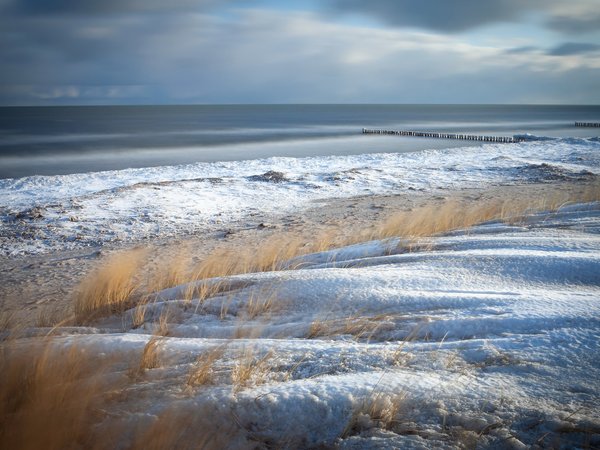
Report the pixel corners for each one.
[2,178,597,327]
[2,174,599,448]
[2,0,599,445]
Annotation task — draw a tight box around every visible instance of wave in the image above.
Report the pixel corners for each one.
[513,133,556,142]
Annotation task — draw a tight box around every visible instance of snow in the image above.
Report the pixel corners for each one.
[15,202,600,448]
[1,137,599,255]
[2,132,600,446]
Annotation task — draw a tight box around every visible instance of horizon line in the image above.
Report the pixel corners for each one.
[2,102,600,108]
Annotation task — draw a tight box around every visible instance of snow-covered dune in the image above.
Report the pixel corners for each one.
[11,202,599,449]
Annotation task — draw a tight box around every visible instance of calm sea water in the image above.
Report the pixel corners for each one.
[1,104,599,179]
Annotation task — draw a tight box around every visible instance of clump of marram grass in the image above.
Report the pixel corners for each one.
[35,306,67,329]
[145,246,194,294]
[154,307,172,337]
[343,391,407,437]
[73,248,147,324]
[183,279,229,304]
[231,347,274,391]
[186,345,227,388]
[69,179,600,329]
[187,233,305,281]
[374,179,600,241]
[130,297,151,329]
[245,288,279,319]
[307,314,398,341]
[0,339,131,450]
[0,311,20,340]
[129,336,164,379]
[375,198,512,240]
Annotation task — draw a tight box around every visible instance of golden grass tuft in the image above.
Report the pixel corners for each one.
[307,314,396,341]
[245,289,278,319]
[231,347,273,391]
[35,305,66,328]
[0,340,129,450]
[344,391,407,437]
[186,345,227,388]
[0,310,19,340]
[69,180,600,330]
[184,229,349,283]
[375,180,600,242]
[129,336,164,379]
[145,246,194,294]
[183,279,228,304]
[73,248,147,324]
[130,297,151,329]
[376,199,501,240]
[254,233,307,272]
[189,248,244,281]
[154,308,171,337]
[129,405,240,450]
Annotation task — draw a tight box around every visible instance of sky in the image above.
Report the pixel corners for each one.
[1,0,599,105]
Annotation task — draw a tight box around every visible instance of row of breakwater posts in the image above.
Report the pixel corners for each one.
[575,122,600,127]
[362,128,523,143]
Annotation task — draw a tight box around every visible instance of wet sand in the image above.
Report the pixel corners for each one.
[1,179,597,327]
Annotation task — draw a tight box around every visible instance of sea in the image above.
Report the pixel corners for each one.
[1,104,599,255]
[1,104,599,179]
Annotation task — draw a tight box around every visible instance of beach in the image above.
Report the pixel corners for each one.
[1,177,597,324]
[1,105,600,448]
[2,0,600,444]
[2,176,599,448]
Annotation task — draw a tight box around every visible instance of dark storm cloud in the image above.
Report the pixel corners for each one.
[548,42,600,56]
[0,2,598,105]
[4,0,223,15]
[505,46,540,54]
[546,14,600,34]
[326,0,547,32]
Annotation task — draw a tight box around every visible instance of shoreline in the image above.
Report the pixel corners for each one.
[1,178,598,327]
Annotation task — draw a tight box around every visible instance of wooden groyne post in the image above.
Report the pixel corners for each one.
[362,128,522,143]
[575,122,600,127]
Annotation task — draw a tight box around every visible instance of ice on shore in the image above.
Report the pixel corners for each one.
[12,202,600,448]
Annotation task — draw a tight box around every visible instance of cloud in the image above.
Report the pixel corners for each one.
[325,0,550,32]
[505,46,541,54]
[3,0,225,15]
[546,14,600,34]
[548,42,600,56]
[325,0,600,35]
[0,9,599,105]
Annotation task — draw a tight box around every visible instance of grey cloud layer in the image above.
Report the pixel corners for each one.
[7,0,600,32]
[327,0,600,34]
[548,42,600,56]
[0,4,599,105]
[327,0,545,32]
[546,14,600,34]
[506,42,600,56]
[4,0,228,14]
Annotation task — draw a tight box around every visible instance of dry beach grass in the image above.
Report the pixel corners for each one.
[66,177,600,324]
[1,178,599,449]
[2,178,597,330]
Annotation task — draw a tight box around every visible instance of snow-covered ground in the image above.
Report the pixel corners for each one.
[1,137,598,255]
[21,201,600,448]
